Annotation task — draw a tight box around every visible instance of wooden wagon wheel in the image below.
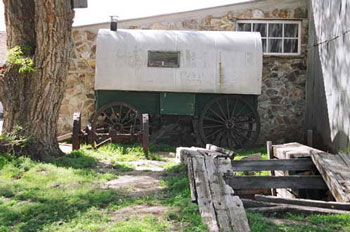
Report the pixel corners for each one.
[199,96,260,149]
[89,102,142,143]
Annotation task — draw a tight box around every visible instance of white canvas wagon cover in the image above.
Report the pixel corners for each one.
[95,29,262,95]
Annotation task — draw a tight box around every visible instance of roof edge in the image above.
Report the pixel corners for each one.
[73,0,263,28]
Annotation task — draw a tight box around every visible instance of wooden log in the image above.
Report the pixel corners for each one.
[247,204,350,215]
[231,159,316,172]
[255,194,350,211]
[57,133,72,142]
[311,151,350,202]
[224,175,327,190]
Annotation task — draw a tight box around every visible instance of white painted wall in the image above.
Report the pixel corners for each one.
[95,29,262,95]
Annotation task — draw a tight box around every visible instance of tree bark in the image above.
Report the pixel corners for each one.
[0,0,74,160]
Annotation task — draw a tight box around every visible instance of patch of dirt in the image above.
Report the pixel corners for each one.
[265,218,310,226]
[120,160,167,172]
[111,204,169,222]
[102,171,165,196]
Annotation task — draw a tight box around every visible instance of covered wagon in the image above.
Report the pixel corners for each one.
[72,28,263,152]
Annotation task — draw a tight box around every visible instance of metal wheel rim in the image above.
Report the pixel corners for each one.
[199,96,260,149]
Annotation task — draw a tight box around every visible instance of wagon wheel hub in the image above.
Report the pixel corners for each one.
[225,120,235,129]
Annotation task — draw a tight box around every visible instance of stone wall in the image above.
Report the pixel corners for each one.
[58,0,308,145]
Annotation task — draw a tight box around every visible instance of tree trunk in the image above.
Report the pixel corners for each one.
[0,0,74,160]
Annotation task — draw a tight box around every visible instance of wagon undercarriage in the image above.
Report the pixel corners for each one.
[71,95,260,152]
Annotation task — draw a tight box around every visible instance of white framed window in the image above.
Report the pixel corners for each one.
[237,20,301,56]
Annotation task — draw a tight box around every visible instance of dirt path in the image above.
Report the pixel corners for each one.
[97,152,181,230]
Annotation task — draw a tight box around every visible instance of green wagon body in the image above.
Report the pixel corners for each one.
[95,90,258,117]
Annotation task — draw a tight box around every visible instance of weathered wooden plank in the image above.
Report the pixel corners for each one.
[231,159,316,172]
[307,130,313,147]
[191,154,220,232]
[234,189,271,197]
[311,151,350,202]
[206,144,236,158]
[338,153,350,169]
[255,194,350,211]
[242,199,278,208]
[247,204,350,215]
[186,156,197,203]
[224,175,327,190]
[57,133,72,142]
[273,143,323,159]
[204,156,250,232]
[267,141,277,196]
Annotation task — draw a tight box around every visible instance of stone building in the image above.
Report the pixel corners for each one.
[59,0,308,145]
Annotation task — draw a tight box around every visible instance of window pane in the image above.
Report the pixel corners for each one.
[238,23,251,31]
[268,39,282,53]
[284,39,298,53]
[284,24,299,37]
[262,39,267,52]
[253,23,267,37]
[268,23,283,37]
[148,51,180,68]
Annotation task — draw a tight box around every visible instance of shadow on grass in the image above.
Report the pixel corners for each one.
[51,150,99,169]
[0,185,135,232]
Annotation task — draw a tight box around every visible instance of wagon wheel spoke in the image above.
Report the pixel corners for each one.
[235,119,256,125]
[121,108,132,123]
[205,128,223,139]
[230,99,238,120]
[233,128,250,141]
[230,130,244,148]
[216,101,228,120]
[199,96,260,149]
[203,125,225,129]
[234,104,247,118]
[209,108,226,122]
[203,116,225,124]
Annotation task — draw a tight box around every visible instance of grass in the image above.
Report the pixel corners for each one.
[248,212,350,232]
[0,143,206,232]
[2,144,348,232]
[233,146,270,176]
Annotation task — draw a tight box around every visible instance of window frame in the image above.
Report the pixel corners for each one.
[147,51,181,68]
[236,20,302,56]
